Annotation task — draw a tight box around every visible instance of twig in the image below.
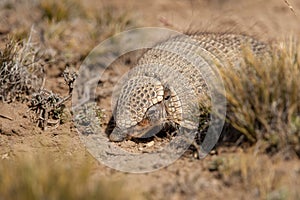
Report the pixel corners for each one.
[284,0,297,16]
[159,16,175,28]
[0,114,13,121]
[54,94,72,108]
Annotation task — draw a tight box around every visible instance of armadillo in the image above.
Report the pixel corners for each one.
[109,32,269,142]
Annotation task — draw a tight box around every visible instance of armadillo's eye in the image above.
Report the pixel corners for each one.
[164,95,170,100]
[164,88,171,100]
[164,91,171,100]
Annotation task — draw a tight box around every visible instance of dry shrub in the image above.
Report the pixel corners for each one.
[28,67,77,130]
[220,38,300,156]
[0,36,44,102]
[0,155,139,200]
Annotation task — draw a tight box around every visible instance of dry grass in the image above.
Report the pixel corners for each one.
[0,34,44,102]
[220,38,300,156]
[39,0,135,60]
[0,155,140,200]
[39,0,86,22]
[208,152,300,199]
[89,5,134,41]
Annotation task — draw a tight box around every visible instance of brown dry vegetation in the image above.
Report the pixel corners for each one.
[0,0,300,199]
[220,41,300,156]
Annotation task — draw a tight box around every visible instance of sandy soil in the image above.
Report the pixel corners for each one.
[0,0,300,199]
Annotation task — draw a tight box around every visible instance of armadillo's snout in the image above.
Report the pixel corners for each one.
[109,127,127,142]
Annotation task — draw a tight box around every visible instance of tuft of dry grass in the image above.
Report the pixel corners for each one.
[0,34,44,102]
[220,38,300,156]
[39,0,86,22]
[89,6,134,40]
[0,155,140,200]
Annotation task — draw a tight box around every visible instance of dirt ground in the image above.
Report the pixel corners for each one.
[0,0,300,199]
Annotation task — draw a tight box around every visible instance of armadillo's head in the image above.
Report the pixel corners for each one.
[109,76,182,142]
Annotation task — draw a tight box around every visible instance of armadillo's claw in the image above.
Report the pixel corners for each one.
[109,127,126,142]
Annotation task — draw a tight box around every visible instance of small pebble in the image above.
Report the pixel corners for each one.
[146,141,155,147]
